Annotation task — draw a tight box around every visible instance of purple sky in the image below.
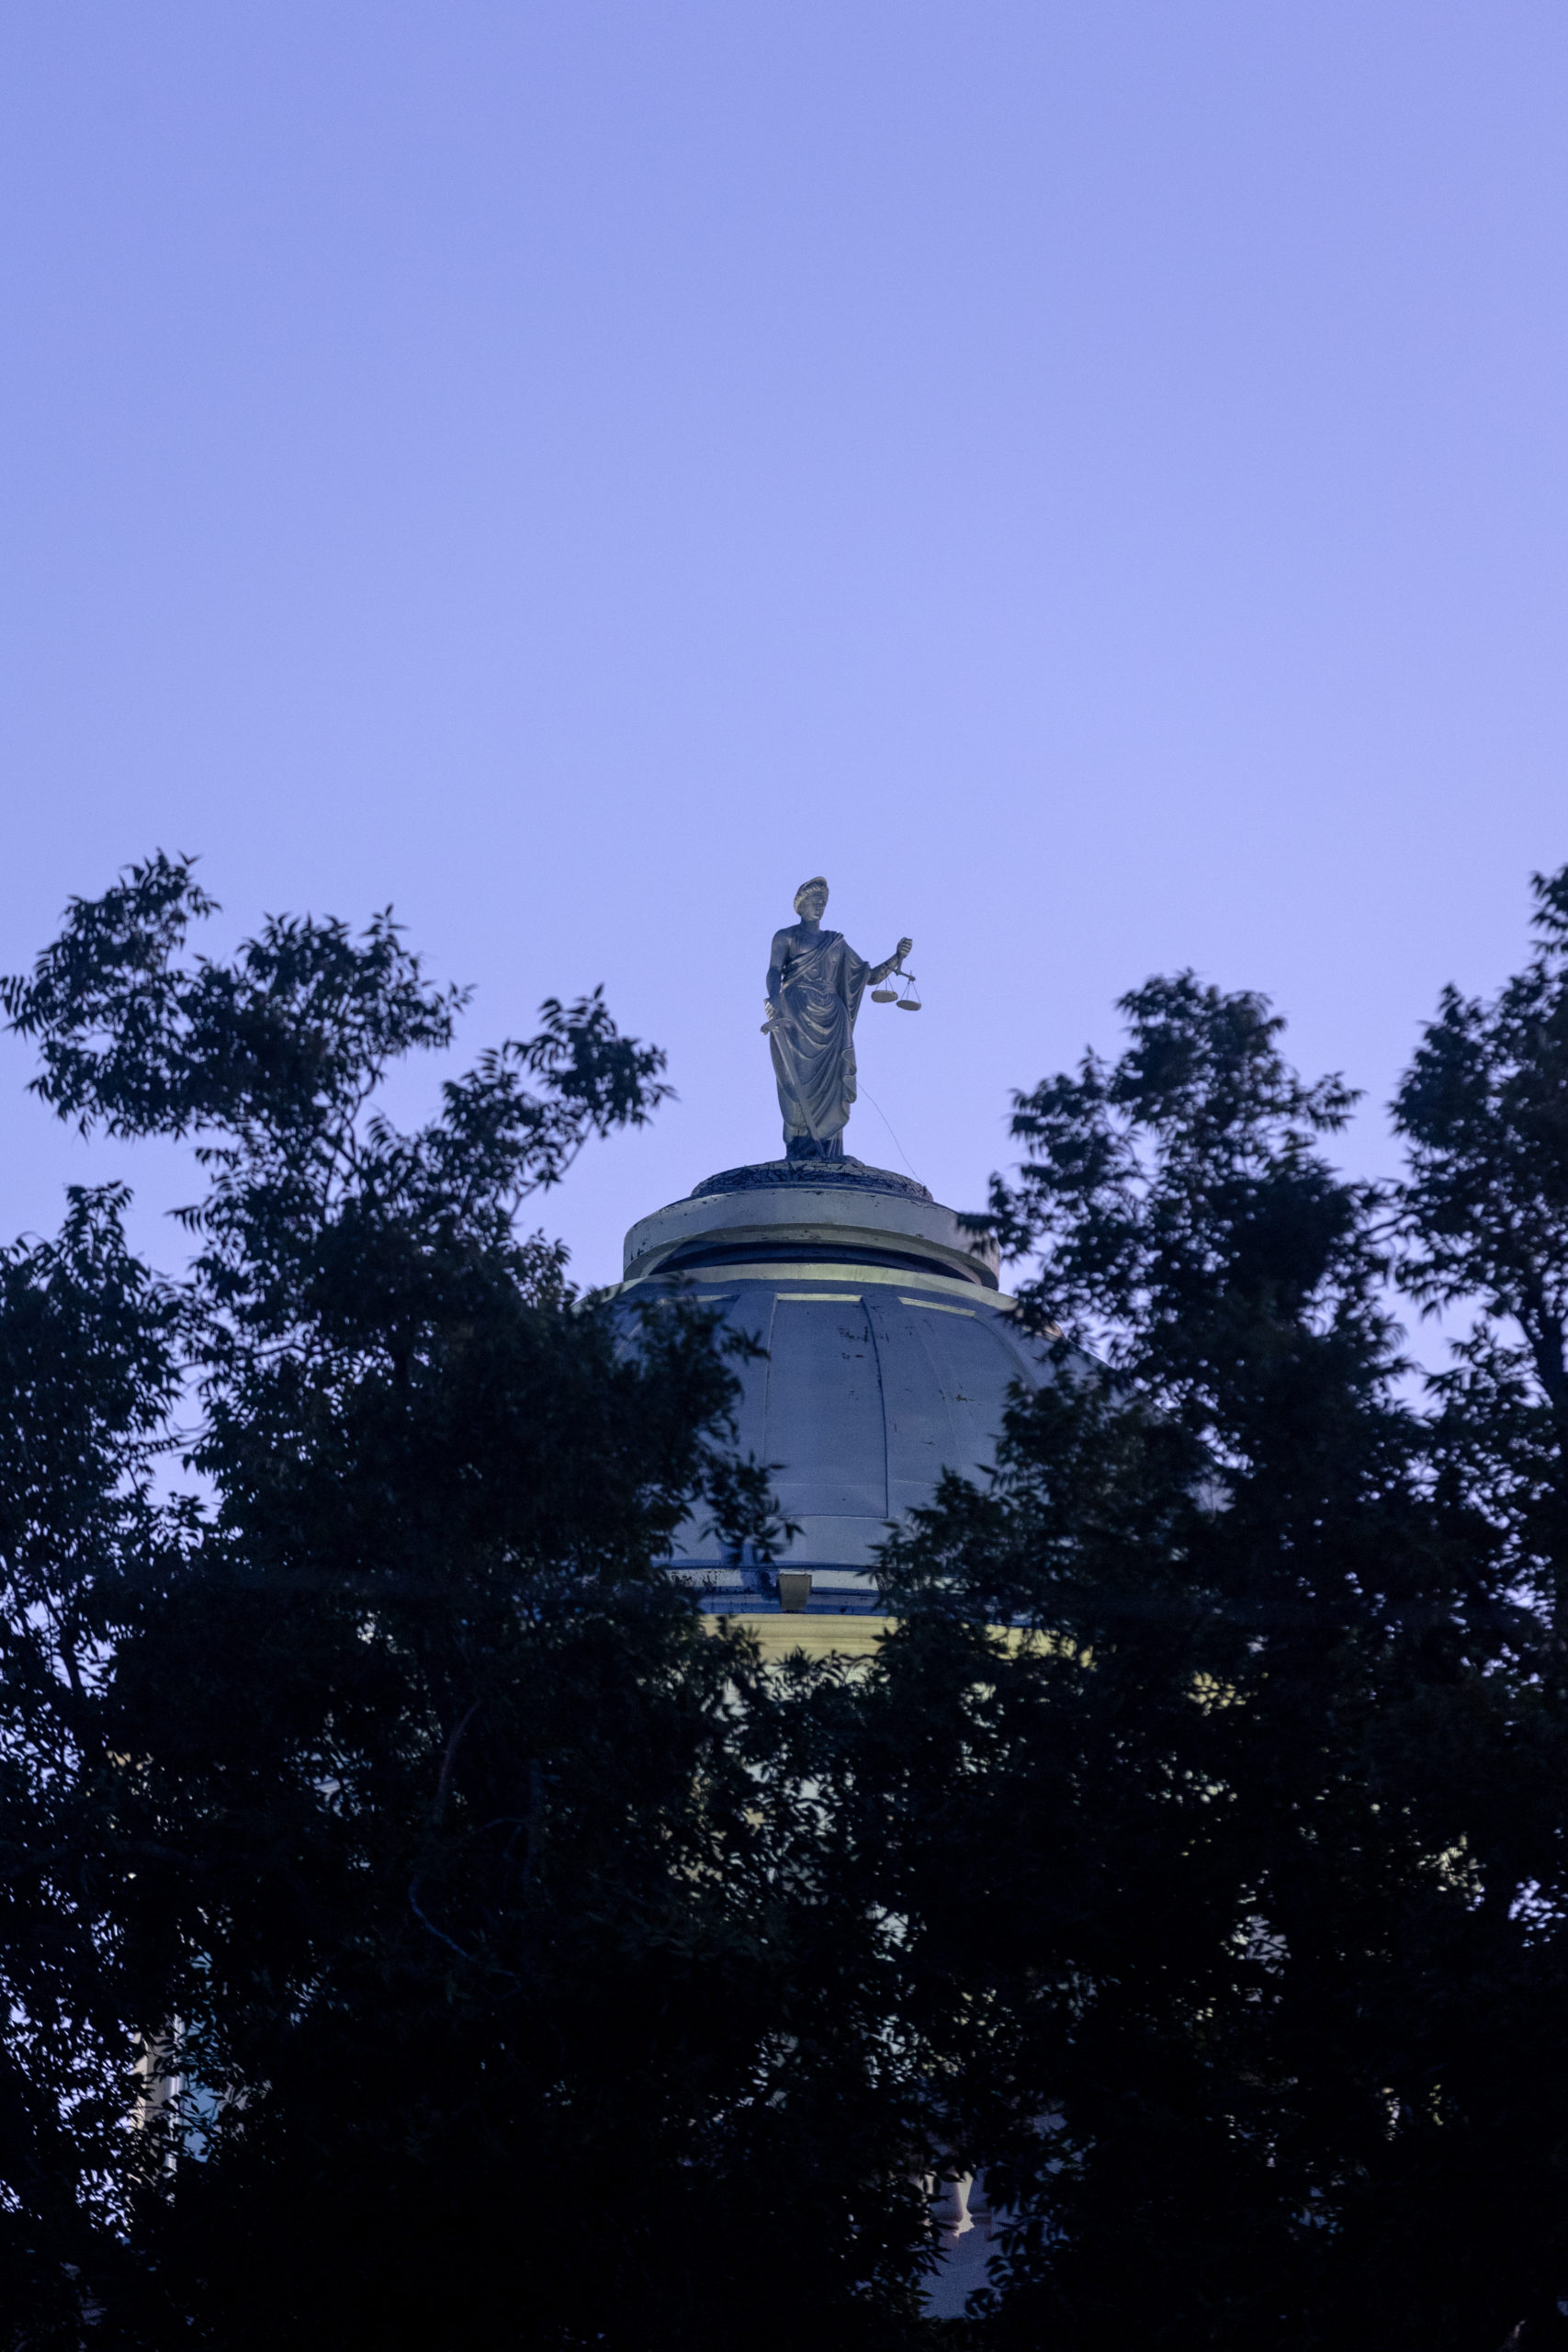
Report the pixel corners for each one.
[3,2,1565,1290]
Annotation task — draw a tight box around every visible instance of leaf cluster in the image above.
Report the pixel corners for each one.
[11,855,1568,2350]
[0,859,942,2350]
[864,961,1568,2349]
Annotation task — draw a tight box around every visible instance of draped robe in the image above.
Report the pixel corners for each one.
[769,928,870,1157]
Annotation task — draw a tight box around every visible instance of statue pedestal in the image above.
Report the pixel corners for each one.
[621,1158,999,1293]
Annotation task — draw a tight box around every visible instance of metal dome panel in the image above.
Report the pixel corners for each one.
[614,1161,1055,1607]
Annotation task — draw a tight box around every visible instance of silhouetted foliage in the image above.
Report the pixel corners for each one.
[0,859,937,2350]
[863,952,1568,2349]
[11,857,1568,2349]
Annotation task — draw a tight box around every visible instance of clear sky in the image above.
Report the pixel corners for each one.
[2,2,1565,1289]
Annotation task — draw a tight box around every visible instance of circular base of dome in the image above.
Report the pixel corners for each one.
[622,1168,997,1291]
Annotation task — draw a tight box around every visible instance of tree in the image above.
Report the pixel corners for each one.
[1384,865,1568,2345]
[0,1185,181,2336]
[19,854,1568,2348]
[860,971,1551,2348]
[1394,865,1568,1646]
[0,856,939,2350]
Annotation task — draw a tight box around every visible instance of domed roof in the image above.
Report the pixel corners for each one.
[615,1160,1054,1611]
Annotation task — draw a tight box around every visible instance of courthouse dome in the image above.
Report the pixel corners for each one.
[615,1159,1055,1611]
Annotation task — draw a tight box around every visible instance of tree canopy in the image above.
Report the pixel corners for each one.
[0,857,936,2349]
[868,965,1561,2348]
[6,856,1568,2349]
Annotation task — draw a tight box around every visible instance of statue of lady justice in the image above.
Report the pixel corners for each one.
[762,876,913,1160]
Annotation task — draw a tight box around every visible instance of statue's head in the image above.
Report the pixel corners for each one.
[794,876,829,920]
